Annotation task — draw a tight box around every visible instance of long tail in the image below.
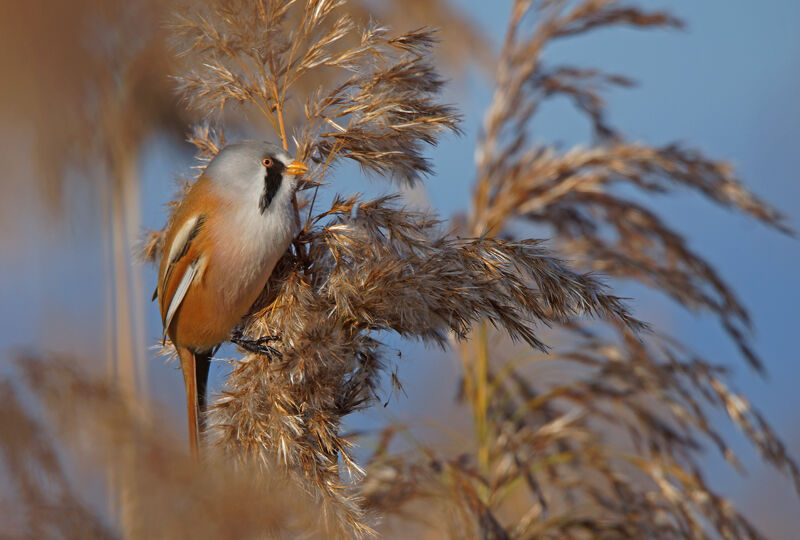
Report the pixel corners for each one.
[176,346,212,459]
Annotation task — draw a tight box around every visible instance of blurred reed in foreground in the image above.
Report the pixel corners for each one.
[2,0,798,538]
[0,354,323,538]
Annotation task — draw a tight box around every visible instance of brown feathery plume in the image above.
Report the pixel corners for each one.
[169,0,487,138]
[204,195,639,535]
[360,1,798,539]
[141,1,647,536]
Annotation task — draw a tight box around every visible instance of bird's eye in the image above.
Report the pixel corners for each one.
[262,157,273,167]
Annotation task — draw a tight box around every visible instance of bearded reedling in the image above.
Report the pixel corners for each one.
[155,141,308,456]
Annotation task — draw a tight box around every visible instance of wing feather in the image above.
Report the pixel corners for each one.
[162,257,204,344]
[157,213,208,338]
[160,215,206,304]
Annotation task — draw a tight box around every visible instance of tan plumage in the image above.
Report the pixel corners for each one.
[156,141,307,456]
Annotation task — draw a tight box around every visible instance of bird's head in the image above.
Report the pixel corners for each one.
[204,140,309,214]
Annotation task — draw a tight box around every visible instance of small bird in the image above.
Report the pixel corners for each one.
[155,140,308,457]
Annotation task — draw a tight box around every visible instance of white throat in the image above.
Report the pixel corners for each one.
[209,169,297,299]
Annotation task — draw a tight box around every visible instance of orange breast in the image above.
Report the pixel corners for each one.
[168,256,252,350]
[159,176,271,352]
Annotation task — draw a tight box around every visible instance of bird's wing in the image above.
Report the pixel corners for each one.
[163,258,204,343]
[158,213,208,341]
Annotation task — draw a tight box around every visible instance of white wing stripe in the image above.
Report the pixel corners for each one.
[167,214,201,267]
[163,256,205,342]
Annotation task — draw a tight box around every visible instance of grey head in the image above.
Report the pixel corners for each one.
[203,140,308,214]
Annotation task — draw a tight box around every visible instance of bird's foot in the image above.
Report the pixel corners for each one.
[230,331,283,360]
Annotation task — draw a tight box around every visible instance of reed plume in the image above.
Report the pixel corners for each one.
[139,0,644,535]
[363,1,799,538]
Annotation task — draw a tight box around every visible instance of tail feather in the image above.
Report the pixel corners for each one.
[195,351,211,437]
[176,346,212,459]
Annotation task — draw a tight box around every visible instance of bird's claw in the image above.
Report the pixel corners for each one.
[230,331,283,360]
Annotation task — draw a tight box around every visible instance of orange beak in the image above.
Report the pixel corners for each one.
[285,160,309,175]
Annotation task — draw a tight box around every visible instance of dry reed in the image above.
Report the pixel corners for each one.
[363,1,799,538]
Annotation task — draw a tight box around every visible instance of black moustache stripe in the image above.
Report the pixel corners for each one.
[259,162,285,214]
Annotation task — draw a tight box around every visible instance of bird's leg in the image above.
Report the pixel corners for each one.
[195,351,212,445]
[230,329,283,360]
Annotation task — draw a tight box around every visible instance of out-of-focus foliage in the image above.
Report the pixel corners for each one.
[0,355,323,539]
[0,0,181,213]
